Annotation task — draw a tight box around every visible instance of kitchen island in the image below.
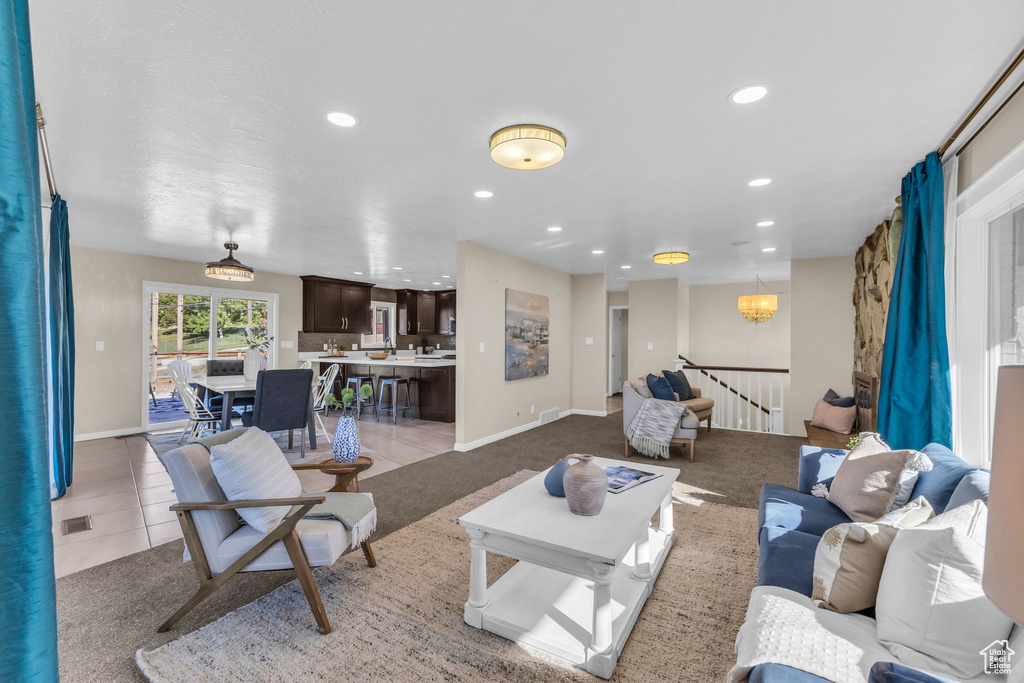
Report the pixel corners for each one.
[299,353,456,423]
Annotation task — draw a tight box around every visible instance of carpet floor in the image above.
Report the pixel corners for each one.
[137,471,761,682]
[57,414,807,681]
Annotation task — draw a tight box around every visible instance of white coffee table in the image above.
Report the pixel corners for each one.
[457,457,680,679]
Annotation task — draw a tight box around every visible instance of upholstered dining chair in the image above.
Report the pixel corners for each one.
[157,428,378,635]
[241,369,314,456]
[204,359,255,413]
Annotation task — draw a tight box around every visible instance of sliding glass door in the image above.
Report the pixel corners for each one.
[143,282,278,430]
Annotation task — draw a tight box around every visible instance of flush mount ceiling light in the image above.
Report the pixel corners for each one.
[653,251,690,265]
[757,220,775,227]
[489,124,566,170]
[205,242,254,281]
[474,190,493,198]
[748,178,772,187]
[729,85,768,104]
[326,112,357,127]
[738,294,778,324]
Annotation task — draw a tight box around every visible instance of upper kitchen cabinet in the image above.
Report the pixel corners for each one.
[435,290,456,335]
[415,292,437,334]
[396,289,417,336]
[300,276,374,334]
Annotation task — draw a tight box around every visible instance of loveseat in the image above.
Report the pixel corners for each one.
[744,442,1006,683]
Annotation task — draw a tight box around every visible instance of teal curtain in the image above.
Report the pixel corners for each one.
[49,194,74,499]
[877,152,953,450]
[0,0,60,680]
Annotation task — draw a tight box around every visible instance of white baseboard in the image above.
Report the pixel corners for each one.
[453,408,608,451]
[74,426,145,442]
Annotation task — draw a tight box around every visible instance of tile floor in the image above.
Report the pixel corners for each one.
[52,414,455,578]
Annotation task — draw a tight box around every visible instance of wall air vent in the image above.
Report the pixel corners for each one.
[540,408,560,425]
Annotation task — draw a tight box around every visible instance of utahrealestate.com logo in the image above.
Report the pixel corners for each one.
[981,639,1014,676]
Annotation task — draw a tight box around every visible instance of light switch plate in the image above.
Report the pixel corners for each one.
[479,342,485,353]
[585,337,593,346]
[647,342,653,350]
[409,344,414,350]
[323,343,328,351]
[280,340,293,348]
[95,341,104,351]
[352,344,358,351]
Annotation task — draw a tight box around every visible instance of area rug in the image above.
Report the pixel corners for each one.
[146,429,375,465]
[136,470,759,682]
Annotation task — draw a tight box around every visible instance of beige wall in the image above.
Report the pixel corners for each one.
[571,273,609,413]
[688,280,791,368]
[626,278,684,380]
[455,241,573,447]
[958,84,1024,193]
[73,246,302,437]
[677,280,690,361]
[789,256,856,436]
[607,291,628,306]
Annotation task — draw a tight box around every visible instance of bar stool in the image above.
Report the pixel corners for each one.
[346,376,377,419]
[377,378,413,423]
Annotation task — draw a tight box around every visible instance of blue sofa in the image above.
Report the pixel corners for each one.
[748,442,990,683]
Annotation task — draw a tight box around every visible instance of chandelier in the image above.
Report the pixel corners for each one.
[205,242,254,281]
[738,294,777,323]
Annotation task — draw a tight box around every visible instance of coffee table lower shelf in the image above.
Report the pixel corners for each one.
[466,528,671,679]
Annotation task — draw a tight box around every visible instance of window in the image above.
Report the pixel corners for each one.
[991,205,1024,368]
[362,301,396,348]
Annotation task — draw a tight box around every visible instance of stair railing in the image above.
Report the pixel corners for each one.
[676,355,790,434]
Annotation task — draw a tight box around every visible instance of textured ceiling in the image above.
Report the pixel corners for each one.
[29,1,1024,290]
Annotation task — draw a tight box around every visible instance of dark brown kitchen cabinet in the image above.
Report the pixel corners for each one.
[418,366,455,422]
[435,291,456,336]
[396,289,417,336]
[301,276,374,334]
[415,292,436,334]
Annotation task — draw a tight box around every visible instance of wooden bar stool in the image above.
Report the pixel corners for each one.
[346,376,377,419]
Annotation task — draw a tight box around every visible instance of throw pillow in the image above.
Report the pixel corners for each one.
[662,370,695,400]
[812,497,934,613]
[209,427,303,533]
[827,448,933,522]
[823,388,856,408]
[847,433,930,512]
[876,500,1013,679]
[645,373,676,401]
[633,380,653,399]
[809,399,856,434]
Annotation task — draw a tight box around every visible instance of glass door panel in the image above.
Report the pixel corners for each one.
[147,292,211,425]
[215,297,270,362]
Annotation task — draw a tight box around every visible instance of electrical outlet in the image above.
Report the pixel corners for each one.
[352,344,358,351]
[281,340,293,349]
[323,343,328,351]
[409,344,414,350]
[530,405,535,415]
[585,337,593,345]
[647,342,653,350]
[95,341,104,351]
[479,342,485,353]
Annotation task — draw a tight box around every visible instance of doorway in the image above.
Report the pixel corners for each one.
[608,305,629,395]
[141,281,279,431]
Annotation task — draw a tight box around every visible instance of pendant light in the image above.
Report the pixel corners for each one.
[205,242,254,281]
[489,124,566,170]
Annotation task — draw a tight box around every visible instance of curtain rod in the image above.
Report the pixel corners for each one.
[938,44,1024,158]
[36,103,57,201]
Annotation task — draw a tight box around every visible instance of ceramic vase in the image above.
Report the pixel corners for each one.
[562,454,608,516]
[243,348,260,380]
[332,416,361,463]
[543,459,568,497]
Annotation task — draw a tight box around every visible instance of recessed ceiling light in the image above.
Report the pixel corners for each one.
[729,85,768,104]
[441,275,450,278]
[547,226,562,232]
[762,247,777,253]
[592,250,604,254]
[353,271,363,275]
[446,285,454,288]
[621,265,631,269]
[432,282,441,285]
[474,190,493,198]
[403,279,412,282]
[748,178,772,187]
[326,112,357,127]
[393,266,403,270]
[756,221,775,227]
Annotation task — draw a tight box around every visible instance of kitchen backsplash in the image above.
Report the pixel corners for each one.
[298,332,455,353]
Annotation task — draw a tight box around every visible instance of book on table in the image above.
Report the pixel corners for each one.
[605,465,663,494]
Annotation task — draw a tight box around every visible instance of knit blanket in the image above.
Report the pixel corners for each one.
[627,397,688,459]
[292,492,377,550]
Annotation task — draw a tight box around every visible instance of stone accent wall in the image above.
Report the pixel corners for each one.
[853,199,902,379]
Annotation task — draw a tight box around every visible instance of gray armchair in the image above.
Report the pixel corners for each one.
[622,380,700,462]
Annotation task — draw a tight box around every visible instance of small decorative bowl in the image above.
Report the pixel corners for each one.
[367,352,390,360]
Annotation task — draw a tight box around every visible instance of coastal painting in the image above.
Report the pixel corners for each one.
[505,288,550,380]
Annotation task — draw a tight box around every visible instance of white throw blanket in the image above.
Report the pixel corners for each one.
[626,397,688,459]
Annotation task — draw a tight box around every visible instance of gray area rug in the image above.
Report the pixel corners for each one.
[137,471,760,682]
[57,414,806,681]
[145,429,375,465]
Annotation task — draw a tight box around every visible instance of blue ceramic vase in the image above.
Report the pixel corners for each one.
[544,458,567,497]
[332,417,361,463]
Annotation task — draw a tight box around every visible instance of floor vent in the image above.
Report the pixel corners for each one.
[540,408,560,424]
[61,515,93,536]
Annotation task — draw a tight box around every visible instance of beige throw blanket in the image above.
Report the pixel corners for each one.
[627,397,688,459]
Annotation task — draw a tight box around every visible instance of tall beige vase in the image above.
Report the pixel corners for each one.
[562,454,608,516]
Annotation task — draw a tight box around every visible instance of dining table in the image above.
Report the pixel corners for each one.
[192,374,318,450]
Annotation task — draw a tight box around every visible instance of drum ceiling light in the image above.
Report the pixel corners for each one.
[737,294,778,323]
[489,124,565,170]
[653,252,690,265]
[205,242,254,281]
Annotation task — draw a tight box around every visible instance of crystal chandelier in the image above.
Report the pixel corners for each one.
[737,294,778,323]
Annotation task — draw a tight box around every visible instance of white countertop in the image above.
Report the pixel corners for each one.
[296,351,456,368]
